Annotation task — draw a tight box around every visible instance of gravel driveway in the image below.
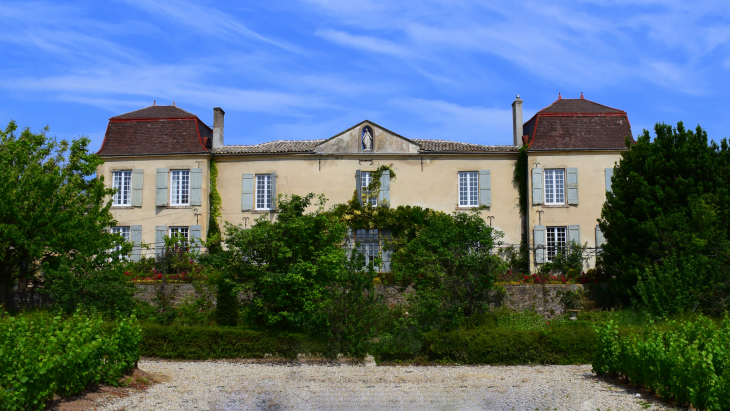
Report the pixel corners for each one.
[96,360,682,411]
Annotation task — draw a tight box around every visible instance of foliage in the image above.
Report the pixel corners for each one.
[421,323,596,365]
[538,242,588,278]
[0,121,125,307]
[225,193,349,332]
[0,312,141,410]
[361,164,396,207]
[216,272,239,327]
[513,146,529,215]
[123,236,219,283]
[206,158,223,254]
[392,210,506,331]
[44,258,136,316]
[139,323,329,360]
[599,122,730,313]
[593,316,730,410]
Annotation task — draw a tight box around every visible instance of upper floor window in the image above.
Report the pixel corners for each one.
[169,226,189,241]
[112,170,132,206]
[170,170,190,206]
[546,226,566,262]
[361,171,377,206]
[458,171,478,207]
[544,169,565,205]
[110,226,130,252]
[256,174,272,210]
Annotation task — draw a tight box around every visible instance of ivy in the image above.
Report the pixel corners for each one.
[513,146,528,215]
[206,158,223,254]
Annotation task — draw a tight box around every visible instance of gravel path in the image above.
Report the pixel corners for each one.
[95,360,682,411]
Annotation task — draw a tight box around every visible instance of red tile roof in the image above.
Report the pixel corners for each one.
[98,105,211,156]
[526,97,633,150]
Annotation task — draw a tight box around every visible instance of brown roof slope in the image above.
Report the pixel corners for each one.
[98,105,210,156]
[111,105,198,119]
[213,140,325,154]
[413,139,518,152]
[526,96,633,150]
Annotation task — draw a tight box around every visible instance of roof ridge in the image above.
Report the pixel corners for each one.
[111,105,199,120]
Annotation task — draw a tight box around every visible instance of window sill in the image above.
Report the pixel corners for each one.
[455,206,481,210]
[112,206,135,209]
[166,205,194,209]
[541,204,571,208]
[251,209,276,214]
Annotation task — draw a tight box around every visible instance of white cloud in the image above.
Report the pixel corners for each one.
[315,29,408,56]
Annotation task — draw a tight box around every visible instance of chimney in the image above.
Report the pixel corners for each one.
[512,95,523,146]
[213,107,225,149]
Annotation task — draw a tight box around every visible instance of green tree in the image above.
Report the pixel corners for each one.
[599,122,730,313]
[0,121,126,307]
[392,210,506,331]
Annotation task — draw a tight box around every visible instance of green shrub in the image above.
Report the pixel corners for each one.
[419,324,596,365]
[0,312,141,411]
[140,324,330,360]
[593,316,730,410]
[216,273,239,327]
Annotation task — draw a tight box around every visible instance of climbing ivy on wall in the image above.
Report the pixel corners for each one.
[206,159,223,254]
[513,146,528,215]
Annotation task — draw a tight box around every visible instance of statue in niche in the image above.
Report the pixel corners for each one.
[362,126,373,150]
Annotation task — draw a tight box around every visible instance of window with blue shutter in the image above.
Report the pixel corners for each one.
[534,225,546,263]
[131,169,143,206]
[156,169,168,207]
[605,168,614,193]
[131,225,142,261]
[241,174,254,211]
[479,170,491,207]
[378,170,390,206]
[190,168,202,206]
[567,168,579,205]
[532,168,544,205]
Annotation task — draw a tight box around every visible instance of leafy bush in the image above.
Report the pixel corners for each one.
[420,323,596,365]
[140,324,329,359]
[0,312,141,410]
[216,272,239,327]
[392,210,506,331]
[593,316,730,410]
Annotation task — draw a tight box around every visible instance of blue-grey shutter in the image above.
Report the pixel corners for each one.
[605,168,614,193]
[190,168,203,206]
[567,167,579,205]
[568,225,581,245]
[378,170,390,206]
[596,225,605,248]
[534,225,546,263]
[190,225,202,252]
[155,225,166,258]
[241,174,254,211]
[131,225,142,262]
[479,170,491,207]
[131,169,143,207]
[532,168,543,205]
[355,170,363,206]
[380,229,392,273]
[156,169,168,207]
[270,172,277,209]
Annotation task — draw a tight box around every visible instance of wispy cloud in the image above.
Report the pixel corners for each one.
[315,29,408,56]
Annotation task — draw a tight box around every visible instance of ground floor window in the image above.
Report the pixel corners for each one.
[546,226,567,262]
[169,226,189,241]
[110,226,130,252]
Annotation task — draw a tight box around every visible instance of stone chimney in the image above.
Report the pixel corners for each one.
[213,107,225,149]
[512,95,523,146]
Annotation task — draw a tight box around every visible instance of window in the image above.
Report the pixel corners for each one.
[458,171,479,207]
[351,229,380,267]
[112,170,132,206]
[546,226,567,262]
[169,226,189,241]
[544,169,565,205]
[170,170,190,206]
[256,174,272,210]
[110,226,130,252]
[361,171,377,206]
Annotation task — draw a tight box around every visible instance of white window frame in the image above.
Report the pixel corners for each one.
[169,226,189,241]
[256,174,272,210]
[544,168,565,205]
[546,226,567,262]
[170,170,190,206]
[112,170,132,206]
[110,226,130,252]
[458,171,479,207]
[361,171,377,206]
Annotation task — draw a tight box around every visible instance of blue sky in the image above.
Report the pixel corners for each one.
[1,0,729,150]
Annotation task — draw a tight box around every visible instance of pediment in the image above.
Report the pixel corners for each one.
[315,121,420,154]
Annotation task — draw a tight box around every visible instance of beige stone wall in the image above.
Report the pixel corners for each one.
[215,153,524,245]
[98,155,211,257]
[526,150,623,271]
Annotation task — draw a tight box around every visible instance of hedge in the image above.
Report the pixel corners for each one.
[0,313,141,411]
[593,316,730,411]
[140,324,330,359]
[422,323,597,364]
